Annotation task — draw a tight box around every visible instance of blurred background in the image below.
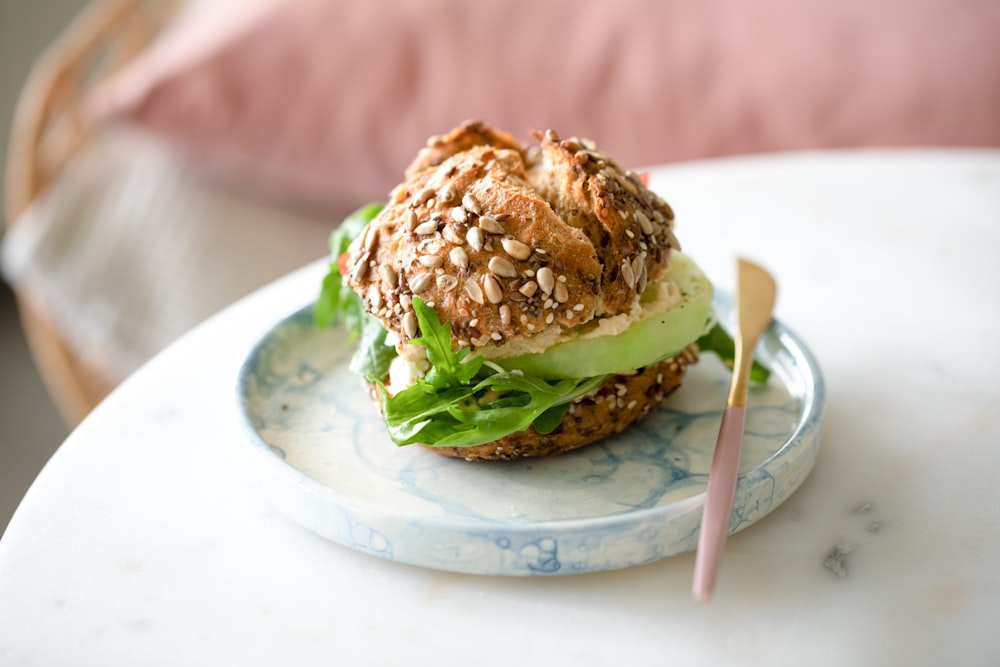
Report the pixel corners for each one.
[1,0,89,536]
[1,0,997,541]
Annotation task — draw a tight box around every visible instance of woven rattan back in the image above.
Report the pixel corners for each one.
[4,0,176,424]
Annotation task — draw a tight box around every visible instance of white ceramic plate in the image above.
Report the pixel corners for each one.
[237,295,823,576]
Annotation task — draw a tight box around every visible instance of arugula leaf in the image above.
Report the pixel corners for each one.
[378,298,609,448]
[314,203,383,334]
[409,299,483,386]
[348,314,397,381]
[696,322,771,384]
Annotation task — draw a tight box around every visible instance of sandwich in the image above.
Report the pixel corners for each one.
[317,121,752,461]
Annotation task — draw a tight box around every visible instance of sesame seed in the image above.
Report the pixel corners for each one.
[501,238,531,260]
[368,285,382,310]
[627,400,637,410]
[545,312,554,324]
[625,228,635,239]
[490,332,503,341]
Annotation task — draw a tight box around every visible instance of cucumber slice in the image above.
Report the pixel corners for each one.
[499,252,713,379]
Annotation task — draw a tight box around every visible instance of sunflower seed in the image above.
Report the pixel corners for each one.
[402,312,418,339]
[536,266,555,294]
[436,275,458,291]
[449,246,469,268]
[499,304,511,326]
[621,259,636,289]
[414,220,438,236]
[488,256,517,278]
[501,238,531,260]
[450,206,467,224]
[518,281,538,297]
[416,187,435,204]
[368,285,382,310]
[554,280,568,303]
[464,278,484,304]
[482,275,503,304]
[635,210,654,235]
[419,255,443,268]
[378,264,397,288]
[478,216,504,235]
[350,251,370,281]
[467,227,485,251]
[409,272,433,293]
[442,225,463,244]
[462,193,482,216]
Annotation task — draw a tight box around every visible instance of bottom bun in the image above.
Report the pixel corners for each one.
[424,344,700,461]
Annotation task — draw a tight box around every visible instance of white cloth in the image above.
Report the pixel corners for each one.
[1,130,341,382]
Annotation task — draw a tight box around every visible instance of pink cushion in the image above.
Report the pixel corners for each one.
[90,0,1000,211]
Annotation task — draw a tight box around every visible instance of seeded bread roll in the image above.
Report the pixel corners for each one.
[346,121,680,353]
[344,121,696,460]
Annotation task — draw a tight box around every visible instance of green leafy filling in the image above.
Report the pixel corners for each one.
[316,204,769,448]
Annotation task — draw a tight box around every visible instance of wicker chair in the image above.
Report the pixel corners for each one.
[4,0,177,425]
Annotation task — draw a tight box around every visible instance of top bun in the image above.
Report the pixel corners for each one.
[344,121,680,354]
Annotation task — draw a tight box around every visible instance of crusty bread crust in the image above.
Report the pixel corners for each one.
[345,121,681,353]
[422,345,698,461]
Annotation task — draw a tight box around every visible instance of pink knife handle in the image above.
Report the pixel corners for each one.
[692,406,747,602]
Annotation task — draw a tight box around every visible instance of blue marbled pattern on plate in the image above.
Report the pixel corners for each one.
[237,295,824,576]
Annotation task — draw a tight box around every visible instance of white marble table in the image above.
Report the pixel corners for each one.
[1,149,998,666]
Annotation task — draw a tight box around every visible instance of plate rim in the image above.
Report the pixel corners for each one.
[235,295,824,570]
